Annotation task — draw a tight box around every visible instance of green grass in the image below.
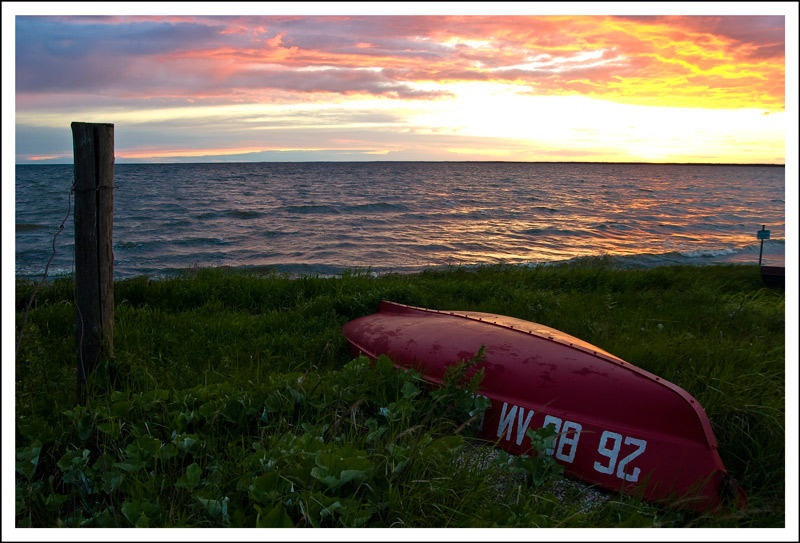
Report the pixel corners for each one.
[14,260,785,528]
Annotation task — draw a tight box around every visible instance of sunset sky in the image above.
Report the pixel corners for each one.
[3,7,799,532]
[5,3,796,164]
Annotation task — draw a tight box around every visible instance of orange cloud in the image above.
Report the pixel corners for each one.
[117,146,268,159]
[27,154,67,161]
[392,15,785,111]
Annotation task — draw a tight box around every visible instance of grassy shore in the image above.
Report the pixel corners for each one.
[14,260,785,528]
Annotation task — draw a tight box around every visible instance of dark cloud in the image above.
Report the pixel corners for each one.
[15,17,226,93]
[15,15,459,99]
[16,16,226,57]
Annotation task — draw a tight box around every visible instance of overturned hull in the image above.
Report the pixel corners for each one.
[342,301,746,512]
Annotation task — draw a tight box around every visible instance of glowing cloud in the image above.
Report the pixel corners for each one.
[12,12,788,164]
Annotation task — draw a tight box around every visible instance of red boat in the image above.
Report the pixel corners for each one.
[342,301,746,512]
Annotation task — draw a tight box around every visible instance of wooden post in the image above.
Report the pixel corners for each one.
[72,122,114,397]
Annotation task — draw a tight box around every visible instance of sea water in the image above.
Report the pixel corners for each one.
[14,162,785,280]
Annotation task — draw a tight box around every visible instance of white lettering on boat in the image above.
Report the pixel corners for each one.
[593,430,648,482]
[497,402,535,445]
[497,402,518,441]
[541,414,582,463]
[496,403,536,445]
[494,401,648,479]
[557,420,582,463]
[516,407,535,445]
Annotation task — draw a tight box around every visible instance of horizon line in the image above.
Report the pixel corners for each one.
[16,160,786,167]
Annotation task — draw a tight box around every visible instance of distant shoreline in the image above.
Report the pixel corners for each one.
[15,161,787,167]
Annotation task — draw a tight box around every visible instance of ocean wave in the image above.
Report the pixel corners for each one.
[115,241,144,249]
[16,265,75,278]
[344,202,408,213]
[160,219,192,227]
[181,237,228,246]
[262,230,294,238]
[226,209,262,219]
[556,250,735,270]
[678,248,737,259]
[520,227,580,237]
[115,237,229,251]
[285,204,340,214]
[597,221,636,230]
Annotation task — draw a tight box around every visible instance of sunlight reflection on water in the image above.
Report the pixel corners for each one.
[15,162,785,278]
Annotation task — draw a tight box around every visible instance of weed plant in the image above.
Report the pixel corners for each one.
[14,260,785,527]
